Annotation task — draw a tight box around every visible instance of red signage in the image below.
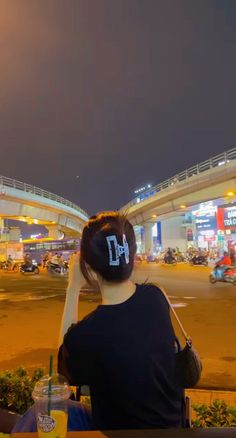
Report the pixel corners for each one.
[217,207,236,230]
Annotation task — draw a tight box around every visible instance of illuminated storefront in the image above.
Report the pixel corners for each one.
[192,202,217,249]
[135,201,236,254]
[216,204,236,252]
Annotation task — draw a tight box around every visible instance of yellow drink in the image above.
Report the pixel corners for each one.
[33,374,70,438]
[37,410,68,438]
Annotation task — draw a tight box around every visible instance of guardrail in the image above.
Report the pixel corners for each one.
[123,146,236,209]
[0,175,88,218]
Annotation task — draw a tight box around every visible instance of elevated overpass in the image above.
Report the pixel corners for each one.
[122,147,236,224]
[121,147,236,251]
[0,176,89,238]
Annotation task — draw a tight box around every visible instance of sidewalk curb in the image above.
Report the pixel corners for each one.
[186,388,236,406]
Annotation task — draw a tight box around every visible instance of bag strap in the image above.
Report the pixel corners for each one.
[156,284,192,346]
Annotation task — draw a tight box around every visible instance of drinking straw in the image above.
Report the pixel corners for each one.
[47,354,53,416]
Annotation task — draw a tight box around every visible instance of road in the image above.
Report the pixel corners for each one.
[0,263,236,390]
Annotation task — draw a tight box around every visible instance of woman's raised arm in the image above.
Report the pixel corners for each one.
[58,253,85,347]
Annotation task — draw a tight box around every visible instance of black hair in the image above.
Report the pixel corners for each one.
[80,211,137,284]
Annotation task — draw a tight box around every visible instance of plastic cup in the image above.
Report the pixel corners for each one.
[32,374,71,438]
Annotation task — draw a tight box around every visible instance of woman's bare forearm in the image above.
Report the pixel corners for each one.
[58,253,85,346]
[58,285,80,347]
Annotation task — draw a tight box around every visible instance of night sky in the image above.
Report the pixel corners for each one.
[1,0,236,215]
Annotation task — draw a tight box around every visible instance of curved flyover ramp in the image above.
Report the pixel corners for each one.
[0,176,89,237]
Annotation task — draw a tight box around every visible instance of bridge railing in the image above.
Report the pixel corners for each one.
[0,175,88,218]
[123,146,236,210]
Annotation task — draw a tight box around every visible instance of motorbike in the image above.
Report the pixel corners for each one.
[20,261,39,275]
[0,260,20,271]
[209,265,236,285]
[189,255,208,266]
[163,255,177,265]
[0,261,9,270]
[47,261,68,275]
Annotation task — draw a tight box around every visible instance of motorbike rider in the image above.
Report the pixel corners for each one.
[191,248,206,264]
[58,253,64,265]
[48,253,63,273]
[58,253,65,274]
[229,247,236,265]
[164,247,176,263]
[214,251,232,279]
[6,255,13,270]
[51,252,60,265]
[24,253,32,267]
[42,251,51,268]
[21,253,33,271]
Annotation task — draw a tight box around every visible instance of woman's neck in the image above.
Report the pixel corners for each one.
[99,279,136,305]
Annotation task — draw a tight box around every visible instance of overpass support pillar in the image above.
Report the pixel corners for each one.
[0,219,4,241]
[46,225,64,240]
[143,223,153,255]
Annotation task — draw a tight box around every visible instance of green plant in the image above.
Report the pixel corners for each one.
[193,399,236,427]
[0,367,44,414]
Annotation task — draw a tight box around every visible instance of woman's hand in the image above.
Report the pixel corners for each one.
[68,252,85,291]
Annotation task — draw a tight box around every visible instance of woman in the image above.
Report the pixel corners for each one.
[58,211,185,430]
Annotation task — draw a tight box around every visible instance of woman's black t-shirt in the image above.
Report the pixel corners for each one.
[58,283,185,429]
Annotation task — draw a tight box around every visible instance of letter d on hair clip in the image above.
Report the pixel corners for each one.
[106,235,129,266]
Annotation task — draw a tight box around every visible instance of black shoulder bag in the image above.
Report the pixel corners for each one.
[159,285,202,388]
